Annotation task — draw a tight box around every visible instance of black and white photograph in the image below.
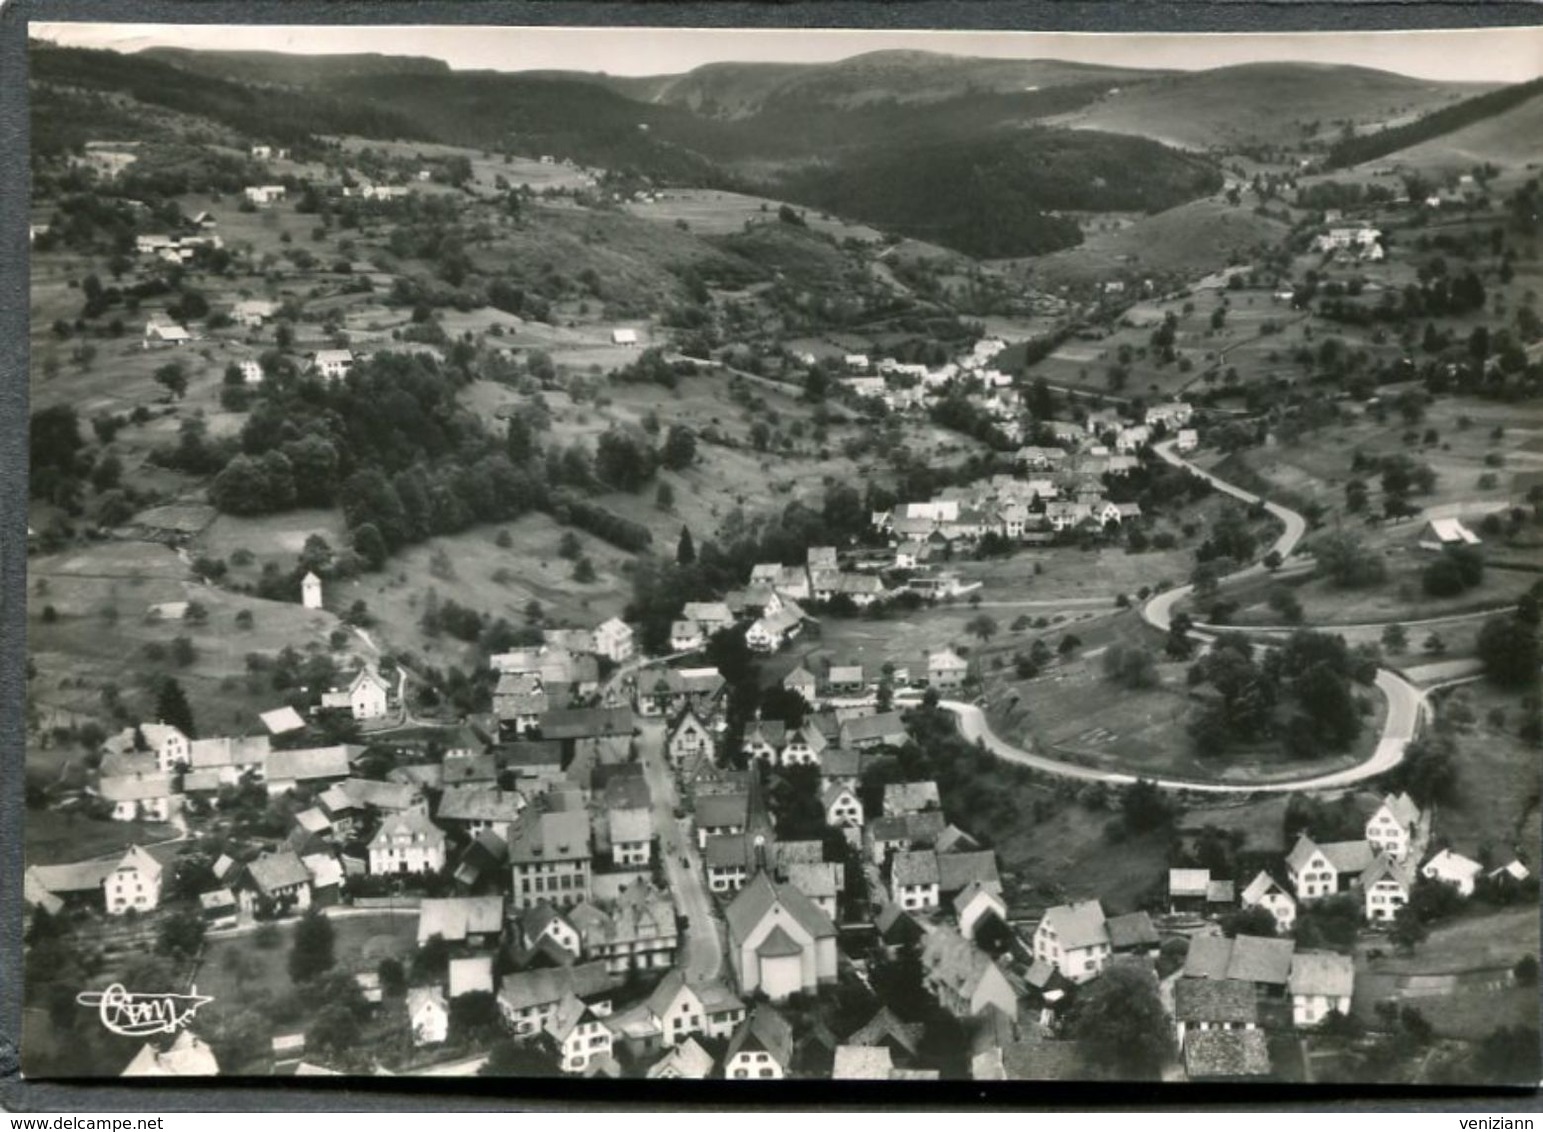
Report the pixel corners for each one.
[16,17,1543,1090]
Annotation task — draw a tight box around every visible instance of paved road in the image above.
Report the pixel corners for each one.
[940,437,1459,795]
[636,718,724,984]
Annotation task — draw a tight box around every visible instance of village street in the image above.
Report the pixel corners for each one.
[636,718,725,984]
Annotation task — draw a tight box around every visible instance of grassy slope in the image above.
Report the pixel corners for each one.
[1048,63,1486,150]
[1366,89,1543,173]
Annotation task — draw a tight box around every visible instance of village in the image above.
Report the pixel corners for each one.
[20,31,1543,1091]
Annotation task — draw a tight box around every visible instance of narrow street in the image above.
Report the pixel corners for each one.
[635,718,725,985]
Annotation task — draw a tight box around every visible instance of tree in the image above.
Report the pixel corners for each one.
[1121,779,1173,833]
[155,676,196,738]
[1471,1025,1541,1086]
[1381,623,1408,654]
[352,523,387,571]
[661,424,697,470]
[572,557,597,584]
[1069,960,1173,1079]
[288,909,336,984]
[557,531,582,560]
[1313,529,1386,589]
[481,1039,557,1077]
[1476,614,1540,688]
[154,361,189,400]
[1222,906,1278,938]
[378,957,407,998]
[155,909,207,960]
[1102,644,1159,689]
[965,614,998,644]
[676,526,696,566]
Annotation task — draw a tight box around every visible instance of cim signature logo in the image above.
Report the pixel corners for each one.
[76,984,214,1037]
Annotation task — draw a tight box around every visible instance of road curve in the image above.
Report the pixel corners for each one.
[942,438,1437,795]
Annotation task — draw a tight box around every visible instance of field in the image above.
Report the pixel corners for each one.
[27,540,356,738]
[1196,397,1540,539]
[192,909,420,1007]
[1363,91,1543,175]
[339,513,634,664]
[332,135,598,194]
[1426,680,1542,859]
[997,807,1170,918]
[980,608,1385,783]
[623,187,884,243]
[24,808,177,866]
[1028,199,1292,291]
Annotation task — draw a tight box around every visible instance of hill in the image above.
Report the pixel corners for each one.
[1330,77,1543,171]
[1046,61,1490,151]
[1373,88,1543,172]
[607,50,1162,118]
[137,47,452,85]
[773,128,1221,258]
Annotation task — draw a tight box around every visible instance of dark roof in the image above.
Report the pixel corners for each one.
[999,1041,1084,1081]
[497,741,563,770]
[1174,978,1258,1025]
[538,706,635,740]
[1184,1030,1271,1080]
[695,792,748,829]
[1106,911,1160,951]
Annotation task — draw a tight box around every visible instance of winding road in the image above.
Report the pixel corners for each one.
[941,438,1470,795]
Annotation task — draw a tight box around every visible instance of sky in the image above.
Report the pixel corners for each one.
[29,22,1543,84]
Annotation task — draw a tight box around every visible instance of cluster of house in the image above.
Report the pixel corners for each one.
[837,338,1020,421]
[134,223,221,265]
[491,621,634,737]
[870,402,1197,557]
[1309,225,1385,262]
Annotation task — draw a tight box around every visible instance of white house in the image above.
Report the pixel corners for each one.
[1033,899,1110,984]
[892,850,940,913]
[724,1005,793,1081]
[1285,834,1372,901]
[954,880,1007,943]
[244,185,287,206]
[927,649,969,690]
[143,319,191,347]
[368,811,447,876]
[239,360,264,385]
[1175,428,1200,452]
[1239,871,1297,933]
[1418,518,1481,551]
[301,571,323,610]
[1364,792,1422,862]
[105,845,163,916]
[407,987,449,1046]
[312,350,354,380]
[546,993,614,1073]
[98,774,177,823]
[324,667,390,721]
[611,328,639,346]
[1359,854,1414,923]
[1422,848,1484,898]
[232,299,278,328]
[594,618,634,664]
[104,722,189,773]
[823,784,864,830]
[1289,950,1354,1028]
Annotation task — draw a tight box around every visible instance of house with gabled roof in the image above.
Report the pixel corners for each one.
[1184,1029,1271,1081]
[594,617,634,663]
[238,849,312,915]
[1240,870,1297,933]
[819,747,862,794]
[1285,833,1373,901]
[840,711,909,751]
[188,734,269,785]
[780,723,827,767]
[1106,910,1160,957]
[647,1036,714,1080]
[103,845,165,916]
[1418,517,1481,551]
[823,784,864,831]
[435,785,523,840]
[121,1031,220,1077]
[264,745,351,796]
[368,811,446,876]
[725,1003,794,1080]
[921,924,1021,1021]
[694,792,749,848]
[726,872,838,1000]
[955,880,1008,943]
[1364,792,1422,862]
[1422,848,1484,897]
[937,851,1000,904]
[783,861,843,922]
[866,809,947,866]
[884,780,941,817]
[606,807,654,868]
[1360,853,1415,923]
[509,810,592,910]
[741,718,786,764]
[1033,900,1110,984]
[102,722,189,774]
[1184,934,1295,996]
[1174,978,1258,1049]
[1289,949,1354,1027]
[892,850,941,912]
[665,707,715,772]
[97,773,178,823]
[497,961,614,1037]
[927,649,969,690]
[417,896,505,948]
